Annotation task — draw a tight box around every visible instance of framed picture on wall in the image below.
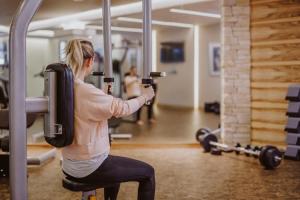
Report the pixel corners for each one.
[59,40,67,62]
[209,43,221,76]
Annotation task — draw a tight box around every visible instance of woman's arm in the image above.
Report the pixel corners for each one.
[84,84,154,121]
[110,96,146,118]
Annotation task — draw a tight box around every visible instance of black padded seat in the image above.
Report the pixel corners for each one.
[62,177,103,192]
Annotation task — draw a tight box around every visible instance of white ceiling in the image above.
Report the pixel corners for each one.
[0,0,220,33]
[110,0,220,29]
[0,0,137,26]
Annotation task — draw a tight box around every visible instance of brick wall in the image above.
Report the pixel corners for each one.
[221,0,251,144]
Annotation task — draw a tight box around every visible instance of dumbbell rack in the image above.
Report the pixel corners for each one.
[284,85,300,160]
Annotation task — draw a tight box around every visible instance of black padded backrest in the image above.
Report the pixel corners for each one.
[44,63,74,147]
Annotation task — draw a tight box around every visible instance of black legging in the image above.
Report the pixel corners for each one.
[65,155,155,200]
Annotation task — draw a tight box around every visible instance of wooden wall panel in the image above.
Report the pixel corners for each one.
[251,21,300,42]
[252,109,286,123]
[252,88,287,102]
[252,44,300,62]
[251,0,300,145]
[251,1,300,22]
[252,129,286,143]
[252,66,300,82]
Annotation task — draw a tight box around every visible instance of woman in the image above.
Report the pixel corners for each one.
[124,66,143,125]
[62,39,156,200]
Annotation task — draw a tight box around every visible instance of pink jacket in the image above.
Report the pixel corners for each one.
[62,79,145,160]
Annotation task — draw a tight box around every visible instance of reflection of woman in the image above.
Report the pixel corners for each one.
[124,66,143,125]
[124,66,157,124]
[62,39,156,200]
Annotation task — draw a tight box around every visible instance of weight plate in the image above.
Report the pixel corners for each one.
[196,128,211,142]
[200,133,217,152]
[259,146,269,167]
[265,147,282,169]
[211,148,222,155]
[259,146,282,170]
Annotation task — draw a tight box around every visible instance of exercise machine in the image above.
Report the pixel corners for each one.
[0,110,56,178]
[8,0,58,199]
[9,0,165,199]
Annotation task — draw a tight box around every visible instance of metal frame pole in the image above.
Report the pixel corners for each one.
[9,0,43,199]
[102,0,114,94]
[142,0,152,84]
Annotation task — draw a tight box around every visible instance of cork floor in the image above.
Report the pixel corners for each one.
[1,107,299,199]
[1,147,300,200]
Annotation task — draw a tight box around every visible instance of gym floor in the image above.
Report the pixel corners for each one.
[26,105,220,144]
[1,147,300,200]
[1,107,299,200]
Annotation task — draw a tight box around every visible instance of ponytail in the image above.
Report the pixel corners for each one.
[65,39,94,78]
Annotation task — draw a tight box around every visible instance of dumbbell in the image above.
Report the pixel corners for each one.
[195,128,211,142]
[195,128,221,142]
[199,133,283,170]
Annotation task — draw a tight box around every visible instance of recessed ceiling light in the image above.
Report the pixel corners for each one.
[117,17,194,28]
[28,30,55,37]
[87,25,143,33]
[0,25,55,37]
[61,21,87,30]
[170,8,221,18]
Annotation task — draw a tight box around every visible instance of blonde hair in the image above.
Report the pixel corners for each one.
[65,39,94,78]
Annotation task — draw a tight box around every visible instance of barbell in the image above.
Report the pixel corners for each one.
[198,132,283,170]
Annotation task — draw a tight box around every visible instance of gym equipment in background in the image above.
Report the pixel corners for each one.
[285,85,300,160]
[204,101,220,115]
[0,110,56,178]
[0,63,57,179]
[0,66,8,109]
[195,128,283,170]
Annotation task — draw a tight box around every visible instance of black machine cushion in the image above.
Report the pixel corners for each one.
[62,177,102,192]
[44,63,74,147]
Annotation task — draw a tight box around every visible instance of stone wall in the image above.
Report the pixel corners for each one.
[221,0,251,144]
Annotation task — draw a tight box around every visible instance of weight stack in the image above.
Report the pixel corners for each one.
[284,85,300,160]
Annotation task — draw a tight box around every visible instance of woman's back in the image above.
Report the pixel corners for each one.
[62,79,111,160]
